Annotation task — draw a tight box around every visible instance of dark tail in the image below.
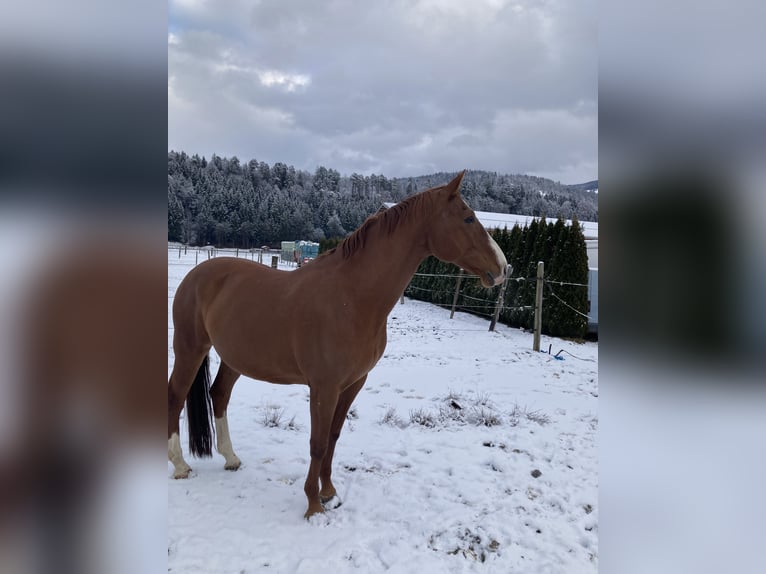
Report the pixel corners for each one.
[187,354,215,458]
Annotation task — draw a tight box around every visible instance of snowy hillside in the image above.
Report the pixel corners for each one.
[168,251,598,573]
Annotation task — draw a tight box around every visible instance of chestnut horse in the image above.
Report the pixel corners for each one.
[168,171,508,518]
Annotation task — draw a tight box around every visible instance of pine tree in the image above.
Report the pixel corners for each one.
[326,212,346,239]
[547,219,589,338]
[168,189,184,242]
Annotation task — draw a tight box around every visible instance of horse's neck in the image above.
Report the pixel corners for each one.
[343,216,429,319]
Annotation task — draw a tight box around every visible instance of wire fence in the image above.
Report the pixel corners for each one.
[545,282,593,320]
[167,244,299,270]
[405,276,592,317]
[404,262,596,339]
[168,246,597,339]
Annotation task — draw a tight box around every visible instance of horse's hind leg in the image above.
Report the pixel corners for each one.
[168,350,209,479]
[210,360,242,471]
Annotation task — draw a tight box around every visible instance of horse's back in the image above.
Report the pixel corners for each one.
[173,258,284,344]
[176,256,283,299]
[174,258,306,381]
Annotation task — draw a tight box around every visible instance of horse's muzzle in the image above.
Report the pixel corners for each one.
[485,268,505,287]
[487,267,507,286]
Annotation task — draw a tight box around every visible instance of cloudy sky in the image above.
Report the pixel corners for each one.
[168,0,596,183]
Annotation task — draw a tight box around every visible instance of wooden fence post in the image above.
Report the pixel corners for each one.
[489,265,511,331]
[533,261,544,351]
[450,269,465,319]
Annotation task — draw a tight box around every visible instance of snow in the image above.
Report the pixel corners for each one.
[382,203,599,240]
[168,249,598,573]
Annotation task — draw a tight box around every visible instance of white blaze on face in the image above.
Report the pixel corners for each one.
[462,198,507,285]
[487,233,508,285]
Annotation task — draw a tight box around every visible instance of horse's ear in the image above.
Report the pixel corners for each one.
[446,170,466,200]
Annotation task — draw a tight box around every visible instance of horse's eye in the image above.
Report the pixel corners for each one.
[464,216,475,224]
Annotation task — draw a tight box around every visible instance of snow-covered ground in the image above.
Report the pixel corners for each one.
[168,250,598,573]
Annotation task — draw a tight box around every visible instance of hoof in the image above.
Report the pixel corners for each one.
[321,495,343,510]
[304,505,325,520]
[224,460,241,471]
[172,467,191,479]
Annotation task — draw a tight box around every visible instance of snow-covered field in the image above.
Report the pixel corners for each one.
[168,250,598,573]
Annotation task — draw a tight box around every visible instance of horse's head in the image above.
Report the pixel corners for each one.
[427,171,508,288]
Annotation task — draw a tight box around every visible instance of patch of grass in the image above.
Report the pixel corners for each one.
[524,408,551,426]
[471,391,494,408]
[379,407,406,428]
[284,415,301,431]
[409,408,437,428]
[509,403,551,427]
[467,406,503,427]
[261,405,284,428]
[433,391,505,427]
[384,391,533,430]
[260,406,301,430]
[437,403,466,424]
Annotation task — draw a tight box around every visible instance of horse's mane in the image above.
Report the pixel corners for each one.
[319,189,436,261]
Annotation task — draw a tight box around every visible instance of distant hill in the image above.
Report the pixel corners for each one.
[167,151,598,247]
[398,171,598,222]
[566,180,598,194]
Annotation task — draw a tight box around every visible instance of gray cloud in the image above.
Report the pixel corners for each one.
[169,0,596,182]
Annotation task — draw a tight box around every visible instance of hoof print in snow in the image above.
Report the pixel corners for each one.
[526,487,541,500]
[531,469,542,478]
[430,527,500,563]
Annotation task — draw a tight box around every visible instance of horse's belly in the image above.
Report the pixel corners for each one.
[217,346,306,386]
[207,292,388,388]
[206,291,306,384]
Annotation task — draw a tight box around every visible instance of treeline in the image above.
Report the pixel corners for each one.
[406,218,590,339]
[168,151,598,247]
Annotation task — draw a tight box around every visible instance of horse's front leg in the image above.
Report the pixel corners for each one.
[319,376,367,507]
[303,386,339,519]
